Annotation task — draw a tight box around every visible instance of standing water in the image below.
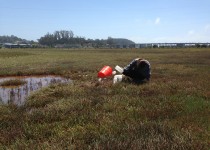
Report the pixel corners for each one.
[0,76,71,105]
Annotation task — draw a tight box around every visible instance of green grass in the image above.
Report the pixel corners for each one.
[0,48,210,149]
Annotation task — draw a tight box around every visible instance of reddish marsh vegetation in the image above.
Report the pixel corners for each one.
[0,48,209,149]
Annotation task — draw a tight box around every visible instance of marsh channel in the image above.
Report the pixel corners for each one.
[0,75,71,105]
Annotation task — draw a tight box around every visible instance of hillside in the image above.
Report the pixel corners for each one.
[113,38,135,45]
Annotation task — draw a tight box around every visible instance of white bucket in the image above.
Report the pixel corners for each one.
[113,75,123,84]
[115,65,123,73]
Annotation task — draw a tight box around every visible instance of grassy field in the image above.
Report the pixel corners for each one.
[0,48,209,149]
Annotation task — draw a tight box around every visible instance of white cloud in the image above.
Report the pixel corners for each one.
[155,17,160,25]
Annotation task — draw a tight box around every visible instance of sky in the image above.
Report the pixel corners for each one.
[1,0,210,43]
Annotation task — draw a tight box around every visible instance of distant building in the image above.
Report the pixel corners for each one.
[3,43,19,48]
[176,43,185,47]
[134,43,210,48]
[3,43,32,48]
[139,44,153,48]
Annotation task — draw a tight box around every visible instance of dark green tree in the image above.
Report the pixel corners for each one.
[107,37,114,47]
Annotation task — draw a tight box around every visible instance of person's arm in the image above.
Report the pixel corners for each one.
[138,60,151,81]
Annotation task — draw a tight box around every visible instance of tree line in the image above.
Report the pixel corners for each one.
[0,35,31,44]
[38,30,114,48]
[0,30,116,48]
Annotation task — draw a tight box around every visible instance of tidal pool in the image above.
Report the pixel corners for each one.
[0,76,70,105]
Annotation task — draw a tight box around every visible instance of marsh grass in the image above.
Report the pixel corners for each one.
[0,79,27,87]
[0,48,209,149]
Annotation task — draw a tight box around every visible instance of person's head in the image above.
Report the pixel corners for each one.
[135,59,147,68]
[139,60,148,68]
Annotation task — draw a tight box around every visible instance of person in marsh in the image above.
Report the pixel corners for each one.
[114,58,151,84]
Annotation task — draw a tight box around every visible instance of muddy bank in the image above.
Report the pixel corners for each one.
[0,75,71,105]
